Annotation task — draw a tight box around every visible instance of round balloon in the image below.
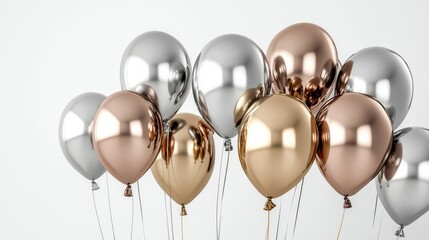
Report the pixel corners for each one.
[266,23,339,111]
[316,93,392,206]
[59,92,106,181]
[193,34,271,139]
[120,31,191,121]
[336,47,413,129]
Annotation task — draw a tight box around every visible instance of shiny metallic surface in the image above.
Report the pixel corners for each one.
[267,23,339,111]
[377,127,429,226]
[151,113,215,205]
[316,93,392,197]
[238,94,318,198]
[92,91,163,185]
[192,34,271,139]
[59,92,106,181]
[120,31,191,121]
[336,47,413,129]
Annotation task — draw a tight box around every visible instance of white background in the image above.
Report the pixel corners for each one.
[1,0,429,239]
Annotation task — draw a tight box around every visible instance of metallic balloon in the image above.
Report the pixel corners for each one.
[377,127,429,227]
[120,31,191,121]
[238,94,318,199]
[336,47,413,129]
[193,34,271,139]
[316,93,392,203]
[266,23,339,111]
[59,92,106,181]
[92,91,163,186]
[151,113,215,209]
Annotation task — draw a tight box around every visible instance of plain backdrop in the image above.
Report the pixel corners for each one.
[1,0,429,239]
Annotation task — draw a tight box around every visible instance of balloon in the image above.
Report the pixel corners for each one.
[376,127,429,232]
[120,31,191,121]
[59,92,106,182]
[266,23,339,111]
[193,34,271,139]
[151,113,215,215]
[238,94,317,209]
[92,91,163,195]
[316,93,392,207]
[336,47,413,130]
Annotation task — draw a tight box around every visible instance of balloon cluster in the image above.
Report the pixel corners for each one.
[59,23,426,237]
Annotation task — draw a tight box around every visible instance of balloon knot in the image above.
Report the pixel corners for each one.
[164,121,171,133]
[91,180,100,191]
[343,196,352,208]
[395,225,405,238]
[124,184,133,197]
[224,139,233,152]
[181,204,187,216]
[264,197,276,211]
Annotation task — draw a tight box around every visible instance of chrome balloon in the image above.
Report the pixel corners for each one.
[59,92,106,180]
[336,47,413,129]
[192,34,271,139]
[377,127,429,227]
[120,31,191,121]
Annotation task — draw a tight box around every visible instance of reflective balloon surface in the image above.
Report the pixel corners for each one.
[151,113,215,206]
[120,31,191,121]
[266,23,339,111]
[59,92,106,181]
[193,34,271,139]
[238,94,318,198]
[377,127,429,226]
[336,47,413,129]
[92,91,163,185]
[317,93,392,198]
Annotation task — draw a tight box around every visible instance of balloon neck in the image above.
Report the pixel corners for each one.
[224,139,233,152]
[264,197,276,211]
[343,196,352,208]
[124,184,133,197]
[164,121,171,133]
[180,204,187,216]
[91,180,100,191]
[395,225,405,238]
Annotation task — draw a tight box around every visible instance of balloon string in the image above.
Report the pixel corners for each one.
[336,208,346,240]
[91,185,105,240]
[265,210,271,240]
[284,185,298,240]
[106,174,117,240]
[377,212,383,240]
[130,195,134,240]
[167,128,175,240]
[181,215,184,240]
[292,177,305,239]
[137,181,146,240]
[217,139,232,240]
[274,196,283,240]
[372,193,379,230]
[215,141,225,240]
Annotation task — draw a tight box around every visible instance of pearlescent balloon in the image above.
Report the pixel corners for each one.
[336,47,413,129]
[193,34,271,139]
[120,31,191,121]
[59,92,106,181]
[377,127,429,227]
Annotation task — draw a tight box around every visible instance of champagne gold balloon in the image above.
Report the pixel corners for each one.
[316,93,392,206]
[151,113,215,214]
[238,94,318,203]
[267,23,339,110]
[92,91,163,195]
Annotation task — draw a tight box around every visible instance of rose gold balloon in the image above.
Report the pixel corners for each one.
[92,91,163,194]
[151,113,215,214]
[316,93,392,206]
[267,23,339,111]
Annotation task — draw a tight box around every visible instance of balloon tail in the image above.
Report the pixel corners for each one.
[292,177,305,239]
[130,195,134,240]
[395,225,405,238]
[180,204,188,216]
[265,210,271,240]
[275,196,282,240]
[124,184,133,197]
[106,174,117,240]
[343,195,352,208]
[92,180,100,191]
[216,138,232,240]
[284,185,298,240]
[137,181,146,240]
[372,193,378,229]
[336,208,346,240]
[264,197,276,211]
[91,183,105,240]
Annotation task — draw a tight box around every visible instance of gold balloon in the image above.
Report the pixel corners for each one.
[151,113,215,214]
[238,94,318,205]
[266,23,339,111]
[92,91,163,196]
[316,93,392,207]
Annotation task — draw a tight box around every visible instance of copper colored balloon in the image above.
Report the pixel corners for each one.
[92,91,163,187]
[238,94,318,199]
[151,113,215,209]
[267,23,339,110]
[316,93,392,203]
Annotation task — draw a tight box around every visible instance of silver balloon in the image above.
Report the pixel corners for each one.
[192,34,271,139]
[376,127,429,228]
[59,92,106,181]
[336,47,413,129]
[120,31,191,121]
